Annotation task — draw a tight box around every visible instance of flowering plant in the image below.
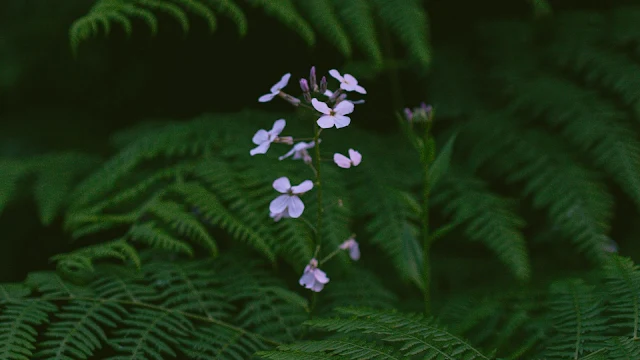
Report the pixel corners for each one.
[251,67,364,294]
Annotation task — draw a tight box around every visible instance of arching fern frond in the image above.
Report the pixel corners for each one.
[295,0,350,57]
[259,307,490,359]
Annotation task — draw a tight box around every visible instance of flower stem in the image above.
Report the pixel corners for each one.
[313,123,323,250]
[422,124,436,316]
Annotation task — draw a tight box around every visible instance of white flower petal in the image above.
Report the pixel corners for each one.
[287,196,305,218]
[343,74,358,85]
[324,89,333,97]
[272,177,291,193]
[250,141,271,156]
[333,153,352,168]
[252,129,269,145]
[299,270,315,288]
[278,147,297,161]
[258,93,276,102]
[328,69,343,82]
[270,73,291,93]
[333,115,351,129]
[311,281,325,292]
[269,194,289,214]
[270,119,286,136]
[317,115,335,129]
[348,149,362,166]
[354,85,367,94]
[313,268,329,284]
[291,180,313,194]
[334,100,354,116]
[311,98,332,115]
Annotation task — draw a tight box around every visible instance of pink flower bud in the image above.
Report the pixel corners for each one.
[275,136,294,145]
[309,66,318,92]
[279,93,301,106]
[319,76,327,93]
[300,78,310,93]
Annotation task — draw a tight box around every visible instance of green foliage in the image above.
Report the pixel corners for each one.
[0,253,307,359]
[70,0,430,68]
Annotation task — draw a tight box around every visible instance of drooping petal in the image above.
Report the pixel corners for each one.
[333,153,352,168]
[317,115,335,129]
[333,115,351,129]
[348,149,362,166]
[269,194,290,214]
[251,129,269,145]
[270,73,291,93]
[272,177,291,193]
[258,93,276,102]
[354,85,367,94]
[313,268,330,284]
[334,100,355,115]
[349,243,360,260]
[328,69,343,82]
[311,281,325,292]
[287,196,305,218]
[250,141,271,156]
[270,119,286,136]
[299,270,315,288]
[291,180,314,194]
[311,98,332,115]
[278,147,297,161]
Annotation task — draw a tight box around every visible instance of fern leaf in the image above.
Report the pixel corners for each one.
[432,171,530,281]
[605,337,640,359]
[36,300,126,359]
[181,325,268,359]
[136,0,190,33]
[128,222,195,256]
[331,0,382,65]
[262,339,402,359]
[203,0,248,35]
[0,159,30,218]
[603,256,640,339]
[295,0,350,56]
[172,0,217,32]
[52,239,142,277]
[545,279,608,359]
[370,0,430,66]
[0,301,57,360]
[318,267,398,314]
[245,0,315,46]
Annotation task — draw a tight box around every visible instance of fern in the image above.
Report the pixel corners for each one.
[259,307,490,359]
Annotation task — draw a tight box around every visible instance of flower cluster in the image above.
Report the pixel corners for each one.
[251,66,367,292]
[403,102,433,123]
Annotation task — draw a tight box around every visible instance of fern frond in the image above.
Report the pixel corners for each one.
[127,221,195,256]
[261,339,401,359]
[245,0,315,46]
[136,0,190,33]
[0,301,57,360]
[432,170,530,281]
[295,0,350,57]
[180,324,267,359]
[603,256,640,339]
[203,0,247,35]
[52,239,141,277]
[172,0,217,32]
[0,158,30,217]
[545,279,608,359]
[319,267,398,314]
[261,307,489,359]
[331,0,382,65]
[370,0,430,66]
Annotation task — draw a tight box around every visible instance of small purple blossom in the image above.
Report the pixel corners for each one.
[299,258,329,292]
[279,141,316,164]
[339,238,360,261]
[258,73,291,102]
[329,69,366,94]
[312,98,354,129]
[333,149,362,168]
[269,177,313,218]
[250,119,288,156]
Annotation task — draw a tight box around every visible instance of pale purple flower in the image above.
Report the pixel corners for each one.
[312,98,354,129]
[299,258,329,292]
[328,69,366,94]
[269,177,313,218]
[250,119,289,156]
[333,149,362,168]
[258,73,291,102]
[339,238,360,261]
[279,141,316,164]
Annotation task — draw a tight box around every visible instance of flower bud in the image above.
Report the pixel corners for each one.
[300,79,312,103]
[319,76,327,93]
[275,136,294,145]
[279,92,301,107]
[334,93,348,105]
[328,88,343,102]
[309,66,318,92]
[404,108,413,122]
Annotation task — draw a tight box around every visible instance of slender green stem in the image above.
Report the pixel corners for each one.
[422,125,435,316]
[313,123,323,250]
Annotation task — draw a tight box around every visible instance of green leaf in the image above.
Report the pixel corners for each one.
[427,132,457,190]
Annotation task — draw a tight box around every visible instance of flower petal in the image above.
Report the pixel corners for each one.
[250,141,271,156]
[354,85,367,94]
[270,119,286,136]
[317,115,335,129]
[272,177,291,193]
[333,153,352,168]
[299,270,315,288]
[291,180,314,194]
[333,115,351,129]
[348,149,362,166]
[311,98,332,115]
[252,129,269,145]
[258,93,276,102]
[328,69,343,81]
[278,146,297,161]
[313,268,330,284]
[324,89,333,97]
[343,73,358,85]
[269,194,289,214]
[270,73,291,93]
[287,196,305,218]
[311,281,325,292]
[334,100,354,116]
[349,244,360,260]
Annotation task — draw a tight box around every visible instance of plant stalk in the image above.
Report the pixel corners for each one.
[422,123,435,316]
